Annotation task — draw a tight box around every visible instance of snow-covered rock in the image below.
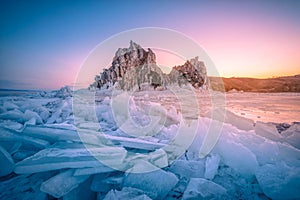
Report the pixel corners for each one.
[90,41,209,91]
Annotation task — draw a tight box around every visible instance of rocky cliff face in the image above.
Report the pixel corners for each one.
[90,41,209,90]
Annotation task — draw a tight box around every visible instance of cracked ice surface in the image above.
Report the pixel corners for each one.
[0,88,299,199]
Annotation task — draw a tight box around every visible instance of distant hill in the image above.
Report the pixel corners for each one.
[209,75,300,92]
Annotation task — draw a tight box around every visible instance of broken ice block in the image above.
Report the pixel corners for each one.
[40,169,89,198]
[3,102,19,111]
[213,135,258,177]
[0,145,15,177]
[168,159,205,179]
[103,187,152,200]
[182,178,227,199]
[0,127,49,149]
[123,163,178,199]
[0,110,25,123]
[282,123,300,149]
[73,166,115,176]
[204,154,220,180]
[255,121,282,142]
[14,142,127,174]
[23,110,43,124]
[256,163,300,200]
[62,177,96,200]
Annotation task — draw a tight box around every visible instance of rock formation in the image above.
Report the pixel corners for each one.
[90,41,209,90]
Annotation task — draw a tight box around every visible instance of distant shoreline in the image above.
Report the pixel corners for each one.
[1,74,300,93]
[209,74,300,93]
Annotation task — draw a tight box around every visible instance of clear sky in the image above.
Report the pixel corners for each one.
[1,0,300,89]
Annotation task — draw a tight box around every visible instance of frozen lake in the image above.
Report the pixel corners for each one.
[0,87,299,199]
[225,92,300,123]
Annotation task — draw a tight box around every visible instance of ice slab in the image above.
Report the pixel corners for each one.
[74,165,115,176]
[40,169,89,198]
[22,125,165,150]
[104,187,152,200]
[14,142,126,174]
[282,123,300,149]
[213,135,258,177]
[0,120,23,130]
[0,141,22,154]
[0,110,25,123]
[182,178,227,199]
[205,108,254,131]
[0,145,14,177]
[22,124,80,143]
[62,177,96,200]
[91,172,123,193]
[256,163,300,200]
[23,110,43,124]
[168,159,205,179]
[124,149,169,173]
[123,163,179,199]
[12,150,36,161]
[0,127,49,149]
[0,172,54,200]
[3,102,18,111]
[255,121,282,142]
[204,153,220,180]
[107,134,166,151]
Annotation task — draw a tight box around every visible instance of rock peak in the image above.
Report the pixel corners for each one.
[90,41,209,90]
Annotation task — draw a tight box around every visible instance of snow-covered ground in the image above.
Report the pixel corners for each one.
[0,87,299,200]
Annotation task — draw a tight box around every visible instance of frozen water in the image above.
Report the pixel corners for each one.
[182,178,227,199]
[205,108,254,131]
[0,89,299,199]
[24,110,43,124]
[168,159,205,179]
[0,109,25,123]
[255,163,300,200]
[212,128,258,177]
[204,153,220,180]
[90,172,124,193]
[281,123,300,149]
[254,121,282,142]
[3,101,18,111]
[124,163,179,199]
[14,142,127,174]
[62,177,96,200]
[73,166,115,176]
[0,145,15,177]
[0,119,23,130]
[103,187,152,200]
[40,169,89,198]
[0,127,50,149]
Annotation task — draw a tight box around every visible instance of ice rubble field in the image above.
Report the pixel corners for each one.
[0,87,299,200]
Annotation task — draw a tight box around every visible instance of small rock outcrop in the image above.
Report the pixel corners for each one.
[90,41,209,90]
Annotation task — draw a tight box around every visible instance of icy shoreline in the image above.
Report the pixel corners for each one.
[0,87,299,199]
